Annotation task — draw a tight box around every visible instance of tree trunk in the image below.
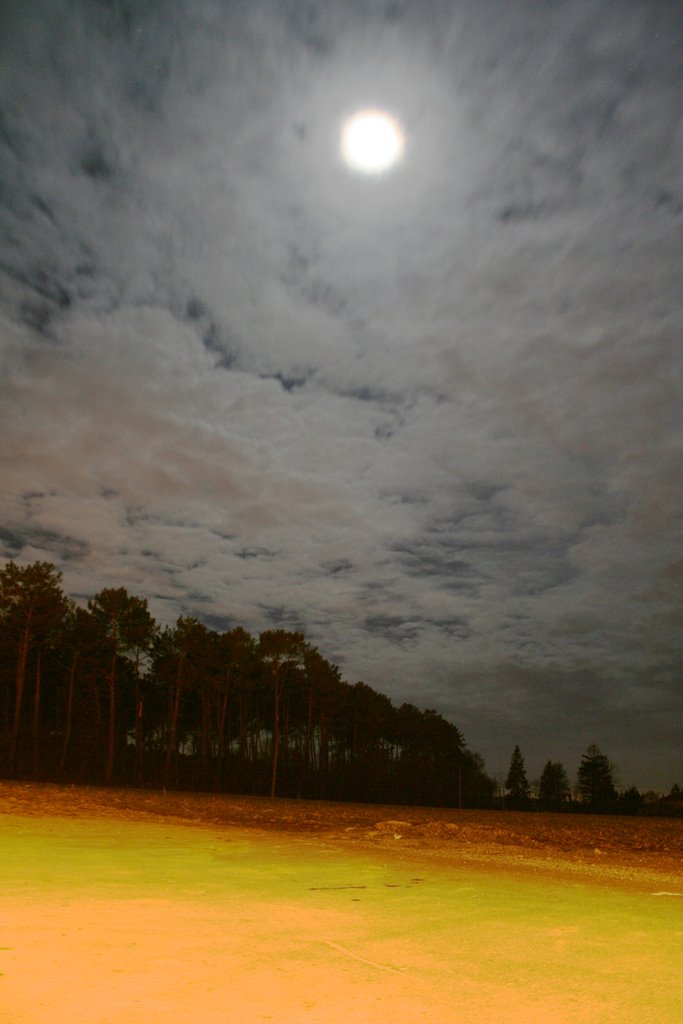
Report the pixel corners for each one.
[9,621,31,775]
[218,683,230,790]
[201,689,212,788]
[133,654,144,785]
[32,649,42,778]
[164,654,184,788]
[304,680,314,773]
[270,672,281,798]
[238,687,249,761]
[105,650,117,784]
[134,694,144,785]
[59,651,79,776]
[318,711,329,773]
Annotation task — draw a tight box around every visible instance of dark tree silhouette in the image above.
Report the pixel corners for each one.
[259,630,307,798]
[0,561,68,775]
[618,786,644,815]
[0,558,498,807]
[577,745,617,811]
[505,744,531,808]
[538,760,570,810]
[157,616,211,788]
[58,606,92,776]
[88,588,155,784]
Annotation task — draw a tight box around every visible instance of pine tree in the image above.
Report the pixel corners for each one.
[88,587,156,785]
[0,561,68,774]
[577,745,617,811]
[538,760,570,810]
[505,744,531,808]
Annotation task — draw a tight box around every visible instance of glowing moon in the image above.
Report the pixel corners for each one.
[340,109,405,175]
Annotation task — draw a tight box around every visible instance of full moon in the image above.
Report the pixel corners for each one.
[340,109,405,175]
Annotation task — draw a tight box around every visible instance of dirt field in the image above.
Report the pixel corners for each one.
[1,780,680,884]
[1,782,681,1024]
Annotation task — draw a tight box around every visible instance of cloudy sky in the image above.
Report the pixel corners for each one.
[1,0,681,792]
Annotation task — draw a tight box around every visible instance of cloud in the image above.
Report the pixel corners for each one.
[1,0,681,790]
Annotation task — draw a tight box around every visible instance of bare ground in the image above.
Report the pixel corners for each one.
[1,780,681,887]
[1,782,682,1024]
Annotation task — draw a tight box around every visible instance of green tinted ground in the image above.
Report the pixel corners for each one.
[1,813,681,1024]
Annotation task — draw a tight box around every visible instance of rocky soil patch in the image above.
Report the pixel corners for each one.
[1,780,681,888]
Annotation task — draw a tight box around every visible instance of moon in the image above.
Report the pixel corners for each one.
[340,109,406,175]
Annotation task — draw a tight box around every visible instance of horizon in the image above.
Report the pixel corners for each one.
[1,554,677,797]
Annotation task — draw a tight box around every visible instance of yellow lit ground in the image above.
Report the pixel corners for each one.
[1,783,681,1024]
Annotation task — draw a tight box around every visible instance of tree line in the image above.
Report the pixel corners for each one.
[504,743,680,816]
[0,560,495,807]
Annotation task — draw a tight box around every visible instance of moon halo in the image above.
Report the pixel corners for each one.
[340,108,405,175]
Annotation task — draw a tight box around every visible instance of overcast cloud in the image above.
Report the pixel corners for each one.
[1,0,681,790]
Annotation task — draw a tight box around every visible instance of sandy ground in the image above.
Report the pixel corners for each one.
[3,895,640,1024]
[1,780,680,883]
[1,783,681,1024]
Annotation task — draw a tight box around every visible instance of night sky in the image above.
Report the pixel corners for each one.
[1,0,681,791]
